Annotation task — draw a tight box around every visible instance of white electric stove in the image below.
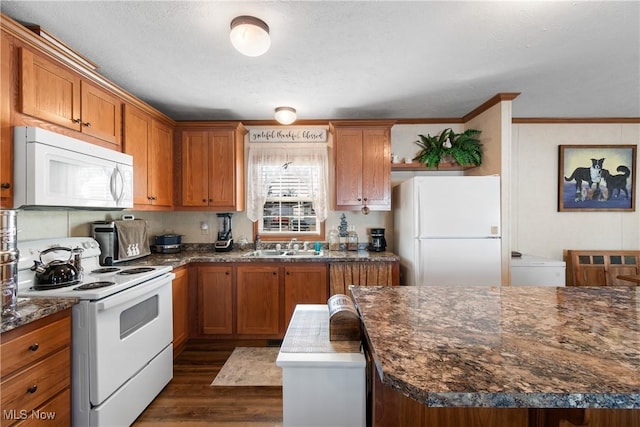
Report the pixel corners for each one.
[16,237,175,427]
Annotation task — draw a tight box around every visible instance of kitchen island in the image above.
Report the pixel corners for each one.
[350,285,639,427]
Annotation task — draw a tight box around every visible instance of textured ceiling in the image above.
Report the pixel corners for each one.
[2,1,639,121]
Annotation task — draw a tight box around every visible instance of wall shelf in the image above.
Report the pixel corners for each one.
[391,162,475,171]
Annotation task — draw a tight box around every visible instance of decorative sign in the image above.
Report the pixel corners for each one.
[249,128,327,143]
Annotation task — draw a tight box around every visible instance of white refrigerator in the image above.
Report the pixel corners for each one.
[393,176,502,286]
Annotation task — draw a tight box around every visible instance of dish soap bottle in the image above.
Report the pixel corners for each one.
[328,228,339,251]
[347,226,358,251]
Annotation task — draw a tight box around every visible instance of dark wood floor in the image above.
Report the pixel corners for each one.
[132,340,283,426]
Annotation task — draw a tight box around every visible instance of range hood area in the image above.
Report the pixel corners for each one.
[13,127,134,210]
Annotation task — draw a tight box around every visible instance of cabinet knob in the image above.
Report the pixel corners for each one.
[0,182,10,189]
[27,384,38,394]
[273,272,277,275]
[73,118,82,124]
[202,199,207,203]
[357,198,362,202]
[225,271,230,275]
[208,199,213,203]
[83,122,92,128]
[29,343,39,352]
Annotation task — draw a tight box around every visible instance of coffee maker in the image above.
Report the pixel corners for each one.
[370,228,387,252]
[215,213,233,252]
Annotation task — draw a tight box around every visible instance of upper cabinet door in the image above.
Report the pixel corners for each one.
[361,127,391,209]
[334,127,364,208]
[181,131,210,207]
[80,81,122,147]
[124,105,151,206]
[208,130,236,209]
[1,33,13,208]
[21,48,82,131]
[333,124,391,211]
[149,120,173,207]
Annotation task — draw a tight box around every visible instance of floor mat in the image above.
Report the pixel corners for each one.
[210,347,282,386]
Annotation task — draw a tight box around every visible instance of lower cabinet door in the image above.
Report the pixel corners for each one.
[236,265,280,336]
[172,267,189,354]
[284,264,328,329]
[198,266,233,335]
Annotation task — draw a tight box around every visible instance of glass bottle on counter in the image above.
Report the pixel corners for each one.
[347,226,358,251]
[328,228,339,251]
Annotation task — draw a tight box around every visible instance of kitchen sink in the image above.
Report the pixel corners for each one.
[283,250,325,258]
[243,249,324,258]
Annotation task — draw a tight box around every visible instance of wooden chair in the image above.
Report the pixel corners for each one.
[565,250,640,286]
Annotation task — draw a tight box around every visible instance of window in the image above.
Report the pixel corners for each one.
[247,144,328,238]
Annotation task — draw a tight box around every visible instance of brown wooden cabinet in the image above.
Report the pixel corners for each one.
[283,264,328,329]
[331,121,393,211]
[171,266,189,358]
[197,265,234,335]
[195,262,329,339]
[566,250,640,286]
[236,264,281,336]
[1,31,13,208]
[124,104,173,208]
[1,310,72,427]
[20,48,122,148]
[176,123,246,211]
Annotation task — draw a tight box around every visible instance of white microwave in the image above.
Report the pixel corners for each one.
[13,126,133,209]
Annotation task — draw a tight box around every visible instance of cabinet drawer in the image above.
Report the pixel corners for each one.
[11,388,71,427]
[1,347,70,416]
[1,316,71,377]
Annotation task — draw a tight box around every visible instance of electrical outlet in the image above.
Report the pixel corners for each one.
[200,221,209,234]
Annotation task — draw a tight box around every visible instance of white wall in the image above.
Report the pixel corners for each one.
[511,123,640,260]
[464,102,513,284]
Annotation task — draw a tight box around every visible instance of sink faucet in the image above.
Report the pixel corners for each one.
[287,238,298,250]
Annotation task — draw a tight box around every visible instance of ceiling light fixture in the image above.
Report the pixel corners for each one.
[229,16,271,57]
[274,107,297,125]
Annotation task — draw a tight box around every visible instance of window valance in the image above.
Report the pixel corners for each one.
[246,144,329,222]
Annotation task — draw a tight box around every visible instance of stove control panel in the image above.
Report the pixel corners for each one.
[17,237,102,271]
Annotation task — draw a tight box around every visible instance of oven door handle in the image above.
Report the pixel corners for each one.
[97,273,175,311]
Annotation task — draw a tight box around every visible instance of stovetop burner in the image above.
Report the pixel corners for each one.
[92,267,121,274]
[74,281,116,290]
[118,267,156,275]
[32,280,81,290]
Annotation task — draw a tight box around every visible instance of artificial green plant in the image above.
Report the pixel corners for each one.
[413,128,482,168]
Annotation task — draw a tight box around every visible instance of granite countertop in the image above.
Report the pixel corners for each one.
[123,247,399,269]
[350,285,640,409]
[2,246,397,335]
[1,297,78,334]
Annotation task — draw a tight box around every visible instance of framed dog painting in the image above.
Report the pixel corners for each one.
[559,145,636,212]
